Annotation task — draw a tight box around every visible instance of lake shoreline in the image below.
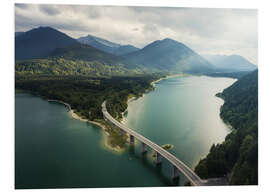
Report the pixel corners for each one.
[45,74,169,153]
[48,74,177,152]
[47,99,124,153]
[48,99,105,129]
[122,75,236,170]
[150,73,186,87]
[121,73,186,125]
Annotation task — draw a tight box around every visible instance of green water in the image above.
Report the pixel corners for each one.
[15,75,235,188]
[123,75,236,168]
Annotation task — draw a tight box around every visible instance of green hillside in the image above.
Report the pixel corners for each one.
[50,44,122,64]
[15,58,141,77]
[15,43,143,77]
[195,70,258,185]
[15,75,160,121]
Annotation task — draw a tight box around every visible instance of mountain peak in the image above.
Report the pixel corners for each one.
[37,26,53,29]
[125,37,214,73]
[162,38,174,42]
[15,26,78,60]
[31,26,58,32]
[142,38,187,51]
[77,34,139,55]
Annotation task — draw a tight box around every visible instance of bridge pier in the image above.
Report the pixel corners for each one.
[102,101,203,186]
[156,152,162,164]
[130,135,134,145]
[119,128,125,136]
[141,142,147,153]
[172,165,179,179]
[109,123,116,130]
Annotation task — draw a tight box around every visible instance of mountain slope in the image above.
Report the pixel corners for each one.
[195,70,258,185]
[113,45,139,56]
[15,26,78,60]
[15,43,142,77]
[77,34,139,56]
[15,32,25,37]
[204,54,257,72]
[124,38,215,74]
[15,58,135,77]
[49,43,124,64]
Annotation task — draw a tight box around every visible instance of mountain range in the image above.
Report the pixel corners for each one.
[204,54,257,72]
[15,26,256,76]
[77,34,139,56]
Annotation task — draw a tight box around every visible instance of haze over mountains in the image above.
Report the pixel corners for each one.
[124,38,214,73]
[77,35,139,56]
[204,54,257,73]
[15,26,256,76]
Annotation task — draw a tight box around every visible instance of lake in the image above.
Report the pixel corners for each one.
[15,75,235,188]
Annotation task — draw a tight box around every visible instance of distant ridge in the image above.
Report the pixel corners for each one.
[77,34,139,56]
[49,43,124,65]
[203,54,257,72]
[16,26,247,75]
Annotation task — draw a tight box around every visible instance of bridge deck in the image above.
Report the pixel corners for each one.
[102,101,206,186]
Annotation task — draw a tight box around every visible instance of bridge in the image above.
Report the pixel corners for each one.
[102,101,212,186]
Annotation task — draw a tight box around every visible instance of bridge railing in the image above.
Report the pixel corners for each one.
[102,100,204,186]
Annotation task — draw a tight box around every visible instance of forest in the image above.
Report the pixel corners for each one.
[195,70,258,185]
[207,71,251,79]
[16,74,162,122]
[15,58,142,77]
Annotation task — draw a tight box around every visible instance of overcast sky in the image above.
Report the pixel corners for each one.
[15,4,258,64]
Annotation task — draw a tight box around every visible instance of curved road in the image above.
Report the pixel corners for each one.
[102,101,207,186]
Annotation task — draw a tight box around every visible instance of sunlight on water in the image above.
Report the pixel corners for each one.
[124,75,236,168]
[15,75,236,188]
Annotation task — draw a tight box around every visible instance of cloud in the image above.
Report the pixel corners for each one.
[15,3,29,9]
[132,28,139,31]
[143,24,160,37]
[15,4,258,64]
[39,5,61,16]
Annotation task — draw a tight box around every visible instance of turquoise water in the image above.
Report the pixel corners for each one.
[123,75,236,168]
[15,75,235,188]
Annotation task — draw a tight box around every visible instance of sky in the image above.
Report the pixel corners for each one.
[15,4,258,64]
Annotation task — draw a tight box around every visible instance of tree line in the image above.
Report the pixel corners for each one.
[195,70,258,185]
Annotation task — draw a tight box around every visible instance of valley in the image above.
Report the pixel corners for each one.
[15,25,258,187]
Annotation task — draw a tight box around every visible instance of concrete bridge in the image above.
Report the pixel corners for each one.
[102,101,212,186]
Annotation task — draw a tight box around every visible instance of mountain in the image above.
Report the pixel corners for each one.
[123,38,215,74]
[49,43,125,65]
[15,32,25,37]
[203,54,257,72]
[77,34,139,56]
[15,57,137,77]
[15,41,143,77]
[113,45,139,56]
[195,70,258,185]
[15,26,79,60]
